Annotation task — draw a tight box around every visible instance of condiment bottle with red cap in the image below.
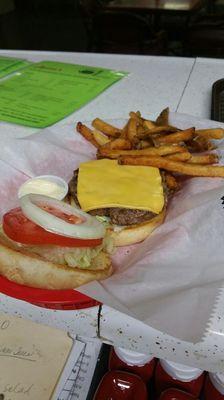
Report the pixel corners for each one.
[155,359,204,397]
[109,346,156,382]
[204,371,224,399]
[93,370,148,400]
[159,388,199,399]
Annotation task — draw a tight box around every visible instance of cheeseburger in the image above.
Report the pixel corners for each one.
[68,159,166,246]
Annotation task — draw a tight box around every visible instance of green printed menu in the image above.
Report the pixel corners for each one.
[0,61,128,128]
[0,56,30,78]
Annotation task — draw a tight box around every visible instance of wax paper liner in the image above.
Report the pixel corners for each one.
[1,112,224,344]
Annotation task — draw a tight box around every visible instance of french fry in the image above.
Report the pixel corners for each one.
[195,128,224,140]
[92,118,121,137]
[97,144,187,159]
[129,112,157,130]
[76,122,99,148]
[77,109,224,181]
[118,155,224,177]
[129,111,143,125]
[143,120,157,130]
[101,138,132,150]
[155,128,195,145]
[127,117,138,144]
[187,136,215,152]
[136,140,153,149]
[137,125,147,135]
[137,125,177,139]
[93,130,110,146]
[156,107,169,126]
[187,153,219,164]
[120,121,129,138]
[165,173,181,191]
[166,152,191,162]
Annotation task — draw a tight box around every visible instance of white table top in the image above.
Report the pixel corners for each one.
[0,50,223,373]
[178,57,224,119]
[0,50,195,120]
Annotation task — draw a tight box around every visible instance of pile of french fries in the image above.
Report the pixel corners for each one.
[76,108,224,193]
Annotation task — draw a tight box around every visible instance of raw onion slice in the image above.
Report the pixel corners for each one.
[20,194,106,239]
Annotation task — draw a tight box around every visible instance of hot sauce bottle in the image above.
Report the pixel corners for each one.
[204,372,224,399]
[109,346,156,382]
[159,388,199,399]
[155,359,204,397]
[93,370,148,400]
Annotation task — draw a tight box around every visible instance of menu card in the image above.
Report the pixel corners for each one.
[0,313,73,400]
[0,56,30,78]
[0,61,127,128]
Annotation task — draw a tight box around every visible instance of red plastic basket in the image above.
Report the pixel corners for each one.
[0,275,100,310]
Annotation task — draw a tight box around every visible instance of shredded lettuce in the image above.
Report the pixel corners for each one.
[27,232,114,269]
[96,215,111,226]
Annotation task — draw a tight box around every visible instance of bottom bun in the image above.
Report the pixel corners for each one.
[0,231,112,290]
[111,209,166,247]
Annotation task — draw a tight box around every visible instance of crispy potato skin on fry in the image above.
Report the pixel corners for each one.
[97,145,186,159]
[138,125,177,139]
[76,122,100,148]
[143,120,157,130]
[92,118,121,137]
[156,107,169,126]
[120,121,129,138]
[93,130,110,146]
[127,117,138,144]
[187,136,216,152]
[155,128,195,145]
[165,173,181,192]
[136,140,152,149]
[119,155,224,177]
[187,154,219,165]
[165,152,191,162]
[101,138,132,150]
[195,128,224,140]
[129,111,144,125]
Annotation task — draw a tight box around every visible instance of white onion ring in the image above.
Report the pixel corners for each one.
[20,194,105,239]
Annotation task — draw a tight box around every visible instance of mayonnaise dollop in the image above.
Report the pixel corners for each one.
[18,175,68,200]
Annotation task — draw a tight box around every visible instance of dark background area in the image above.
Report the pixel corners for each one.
[1,0,224,57]
[0,0,88,52]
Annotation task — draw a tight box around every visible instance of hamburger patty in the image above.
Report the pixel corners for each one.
[68,170,156,226]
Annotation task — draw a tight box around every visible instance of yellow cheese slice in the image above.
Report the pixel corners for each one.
[77,159,164,214]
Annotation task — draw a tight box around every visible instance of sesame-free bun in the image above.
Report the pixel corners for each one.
[0,228,112,290]
[111,209,166,247]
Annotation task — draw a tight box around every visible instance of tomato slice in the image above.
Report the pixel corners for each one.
[3,208,103,247]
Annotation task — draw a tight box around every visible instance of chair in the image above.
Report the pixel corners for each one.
[91,10,167,55]
[78,0,104,51]
[184,13,224,57]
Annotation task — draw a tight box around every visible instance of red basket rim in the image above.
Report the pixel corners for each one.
[0,275,100,309]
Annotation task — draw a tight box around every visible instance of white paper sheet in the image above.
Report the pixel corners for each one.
[0,312,73,400]
[54,335,101,400]
[1,113,224,343]
[53,339,85,400]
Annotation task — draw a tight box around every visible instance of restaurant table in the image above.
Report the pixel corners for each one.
[0,50,224,374]
[177,57,224,119]
[105,0,202,15]
[104,0,203,37]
